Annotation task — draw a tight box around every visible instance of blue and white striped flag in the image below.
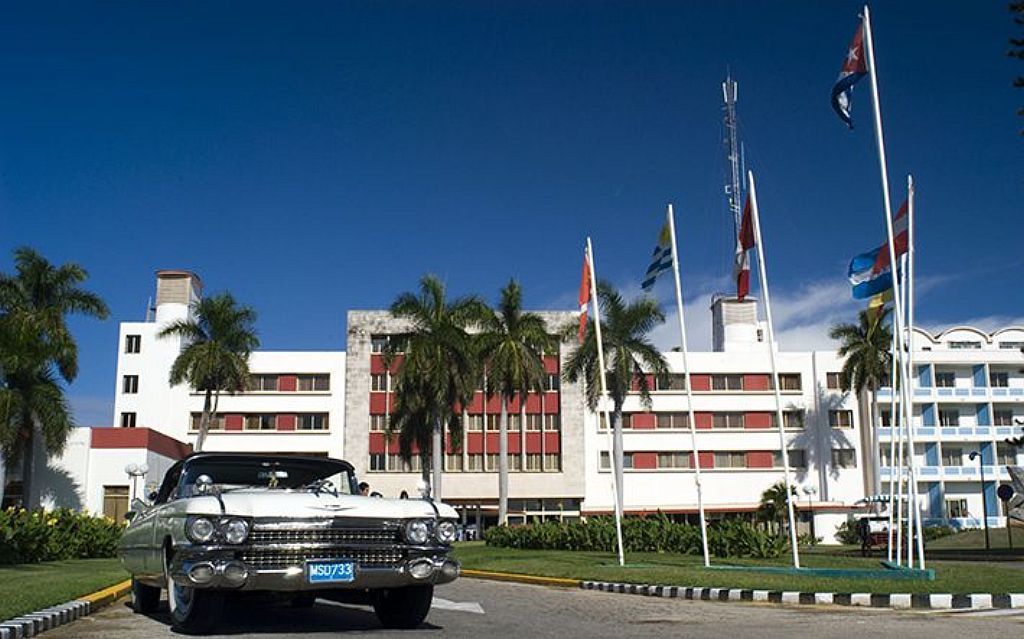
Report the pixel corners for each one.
[641,222,673,292]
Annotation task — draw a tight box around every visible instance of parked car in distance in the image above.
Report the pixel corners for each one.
[119,452,460,634]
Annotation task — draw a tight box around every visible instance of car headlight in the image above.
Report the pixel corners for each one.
[222,518,249,544]
[404,519,431,544]
[435,520,456,544]
[186,516,216,543]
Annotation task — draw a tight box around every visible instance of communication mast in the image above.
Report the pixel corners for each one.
[722,76,742,237]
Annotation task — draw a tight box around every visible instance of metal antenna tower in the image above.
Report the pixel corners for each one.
[722,76,742,236]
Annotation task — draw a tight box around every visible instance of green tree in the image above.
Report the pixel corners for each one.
[0,248,109,508]
[385,275,487,498]
[159,294,259,452]
[759,480,797,534]
[562,281,668,516]
[829,307,893,499]
[477,280,556,525]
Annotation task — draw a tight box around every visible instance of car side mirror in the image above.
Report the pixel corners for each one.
[124,511,138,522]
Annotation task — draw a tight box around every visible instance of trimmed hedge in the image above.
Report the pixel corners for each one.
[484,515,790,559]
[0,508,124,565]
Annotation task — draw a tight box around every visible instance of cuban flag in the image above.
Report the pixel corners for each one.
[831,18,868,129]
[848,200,908,299]
[641,221,673,292]
[577,251,591,343]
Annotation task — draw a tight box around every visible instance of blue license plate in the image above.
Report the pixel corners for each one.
[307,561,355,583]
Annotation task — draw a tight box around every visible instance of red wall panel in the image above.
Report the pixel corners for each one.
[631,413,656,429]
[633,452,657,469]
[747,451,774,468]
[543,393,559,414]
[745,412,772,429]
[744,374,770,391]
[225,414,243,431]
[278,375,297,391]
[525,432,542,453]
[697,451,714,469]
[369,393,393,414]
[524,394,541,413]
[277,414,296,431]
[690,374,711,391]
[466,433,484,454]
[544,356,559,374]
[369,354,403,374]
[369,433,386,454]
[466,393,484,413]
[694,412,713,429]
[543,432,560,453]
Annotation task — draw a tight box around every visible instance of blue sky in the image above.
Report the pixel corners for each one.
[2,1,1021,426]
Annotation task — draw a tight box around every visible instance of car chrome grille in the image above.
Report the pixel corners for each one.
[242,547,404,570]
[249,528,399,546]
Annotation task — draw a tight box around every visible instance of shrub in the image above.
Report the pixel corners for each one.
[0,507,124,565]
[483,514,789,559]
[835,520,860,545]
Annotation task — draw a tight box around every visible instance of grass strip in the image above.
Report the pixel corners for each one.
[453,543,1024,594]
[0,558,128,621]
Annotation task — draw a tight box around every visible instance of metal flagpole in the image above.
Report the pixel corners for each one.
[666,204,711,567]
[862,4,922,568]
[907,175,925,568]
[886,323,899,562]
[894,348,906,565]
[587,237,626,566]
[747,171,801,568]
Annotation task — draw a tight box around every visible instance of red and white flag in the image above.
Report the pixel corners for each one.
[734,193,755,301]
[577,251,591,342]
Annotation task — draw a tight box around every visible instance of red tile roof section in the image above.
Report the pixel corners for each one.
[90,427,193,460]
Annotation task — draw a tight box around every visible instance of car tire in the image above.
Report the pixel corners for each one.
[165,552,224,634]
[372,584,433,629]
[131,578,161,613]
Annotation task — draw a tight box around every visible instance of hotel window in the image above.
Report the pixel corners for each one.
[124,334,141,354]
[775,374,802,391]
[485,454,499,471]
[370,374,387,392]
[999,341,1024,350]
[248,374,278,391]
[772,449,807,470]
[298,374,330,391]
[486,415,500,431]
[466,415,484,431]
[245,414,276,431]
[831,449,857,469]
[370,415,388,431]
[190,413,224,431]
[712,412,744,429]
[714,452,747,469]
[711,374,743,391]
[122,375,139,394]
[509,455,522,472]
[990,372,1009,388]
[826,372,842,390]
[938,409,959,427]
[466,454,484,472]
[941,446,963,467]
[543,374,560,391]
[997,443,1018,466]
[386,454,403,471]
[407,456,422,472]
[369,454,386,471]
[525,415,542,431]
[370,335,388,353]
[120,412,137,428]
[545,415,560,431]
[935,372,956,388]
[445,454,463,472]
[945,498,968,519]
[829,410,853,428]
[656,413,689,429]
[781,411,805,429]
[508,414,521,431]
[655,374,686,391]
[297,414,328,430]
[880,410,892,427]
[657,452,690,469]
[525,453,542,471]
[599,452,633,470]
[948,341,981,350]
[994,409,1014,426]
[102,486,130,522]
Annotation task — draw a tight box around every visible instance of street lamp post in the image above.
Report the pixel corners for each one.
[124,463,149,504]
[968,451,991,551]
[802,486,818,542]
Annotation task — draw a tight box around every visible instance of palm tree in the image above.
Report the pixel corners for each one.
[385,275,487,500]
[477,280,556,525]
[0,247,109,508]
[829,307,893,500]
[562,281,668,517]
[159,294,259,452]
[759,480,797,534]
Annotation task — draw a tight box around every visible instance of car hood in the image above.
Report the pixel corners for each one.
[185,490,458,520]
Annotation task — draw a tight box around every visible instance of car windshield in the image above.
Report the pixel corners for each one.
[178,456,356,497]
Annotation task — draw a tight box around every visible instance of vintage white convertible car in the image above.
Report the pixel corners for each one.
[119,452,460,633]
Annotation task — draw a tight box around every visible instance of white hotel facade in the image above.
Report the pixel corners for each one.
[17,270,1024,545]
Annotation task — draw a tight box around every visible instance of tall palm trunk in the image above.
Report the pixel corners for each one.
[612,407,625,520]
[432,417,443,500]
[195,389,213,452]
[20,423,36,509]
[498,396,509,525]
[0,452,6,507]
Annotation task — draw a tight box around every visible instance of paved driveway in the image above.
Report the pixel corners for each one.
[48,578,1024,638]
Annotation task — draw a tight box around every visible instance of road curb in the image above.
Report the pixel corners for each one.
[461,569,580,588]
[581,580,1024,611]
[0,579,130,639]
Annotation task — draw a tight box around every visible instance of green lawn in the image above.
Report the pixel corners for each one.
[453,542,1024,594]
[0,559,128,621]
[926,526,1024,551]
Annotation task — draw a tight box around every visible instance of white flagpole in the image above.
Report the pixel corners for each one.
[886,323,898,562]
[666,204,711,567]
[862,4,921,568]
[587,237,626,566]
[907,175,925,568]
[894,347,905,565]
[747,171,801,568]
